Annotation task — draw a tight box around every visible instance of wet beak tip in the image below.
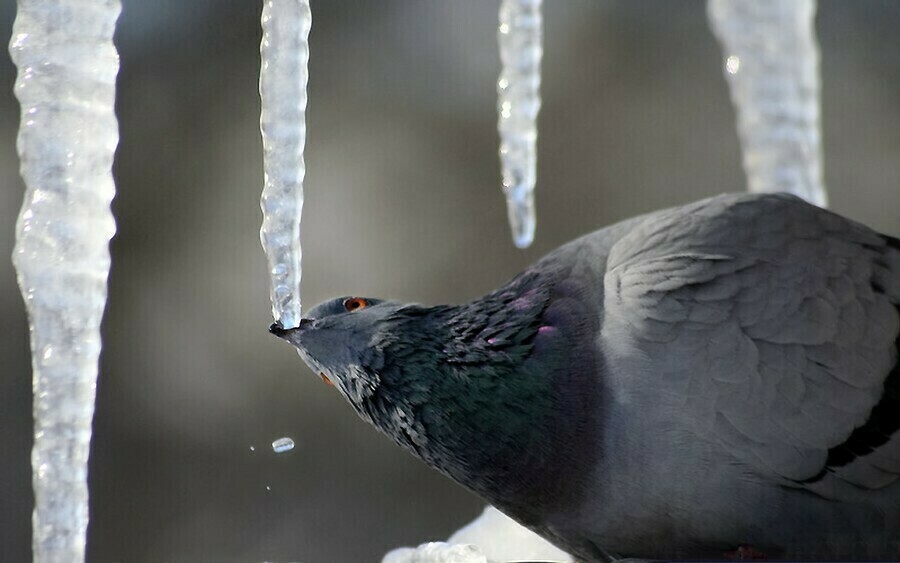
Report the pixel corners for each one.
[269,322,292,338]
[270,318,312,339]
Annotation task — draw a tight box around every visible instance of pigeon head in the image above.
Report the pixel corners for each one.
[270,268,603,523]
[268,296,401,406]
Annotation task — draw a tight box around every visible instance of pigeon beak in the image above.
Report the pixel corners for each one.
[269,317,314,340]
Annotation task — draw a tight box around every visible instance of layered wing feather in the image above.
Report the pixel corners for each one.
[601,193,900,494]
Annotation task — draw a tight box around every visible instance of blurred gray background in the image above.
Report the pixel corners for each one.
[1,1,898,561]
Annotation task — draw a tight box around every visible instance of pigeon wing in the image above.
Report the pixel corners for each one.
[601,193,900,494]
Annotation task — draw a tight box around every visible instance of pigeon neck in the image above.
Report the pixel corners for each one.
[431,355,602,525]
[364,268,605,525]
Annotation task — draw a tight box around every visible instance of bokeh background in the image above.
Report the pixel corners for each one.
[1,1,898,561]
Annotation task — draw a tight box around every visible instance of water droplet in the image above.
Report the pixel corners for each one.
[272,437,294,453]
[726,55,740,74]
[249,446,255,452]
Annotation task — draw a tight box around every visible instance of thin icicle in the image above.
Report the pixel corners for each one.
[497,0,543,248]
[260,0,311,328]
[9,0,121,560]
[707,0,827,207]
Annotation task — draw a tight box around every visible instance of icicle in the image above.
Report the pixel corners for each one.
[9,0,121,560]
[707,0,827,207]
[497,0,543,248]
[260,0,311,329]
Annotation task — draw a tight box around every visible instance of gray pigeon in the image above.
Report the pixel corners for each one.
[271,193,900,561]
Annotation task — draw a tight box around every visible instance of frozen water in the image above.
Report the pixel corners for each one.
[447,506,571,562]
[708,0,827,207]
[383,506,571,563]
[383,542,489,563]
[497,0,543,248]
[259,0,311,328]
[9,0,121,560]
[272,436,295,453]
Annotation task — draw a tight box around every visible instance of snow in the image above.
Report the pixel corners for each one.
[259,0,311,328]
[383,543,489,563]
[9,0,121,560]
[707,0,828,207]
[382,506,572,563]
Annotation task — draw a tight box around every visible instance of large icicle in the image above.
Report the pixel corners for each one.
[707,0,827,207]
[9,0,121,560]
[497,0,543,248]
[259,0,311,328]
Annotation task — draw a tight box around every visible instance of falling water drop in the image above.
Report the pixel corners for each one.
[272,437,295,453]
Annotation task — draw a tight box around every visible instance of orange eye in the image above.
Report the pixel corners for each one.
[343,297,368,312]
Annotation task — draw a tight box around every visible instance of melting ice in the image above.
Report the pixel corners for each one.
[9,0,121,560]
[707,0,827,207]
[259,0,312,327]
[497,0,543,248]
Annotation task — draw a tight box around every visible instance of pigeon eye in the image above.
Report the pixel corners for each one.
[343,297,368,312]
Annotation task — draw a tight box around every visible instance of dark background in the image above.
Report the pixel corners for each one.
[1,1,898,561]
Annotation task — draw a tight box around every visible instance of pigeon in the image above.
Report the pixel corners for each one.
[270,193,900,561]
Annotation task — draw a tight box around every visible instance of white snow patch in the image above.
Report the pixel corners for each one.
[382,506,572,563]
[383,542,488,563]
